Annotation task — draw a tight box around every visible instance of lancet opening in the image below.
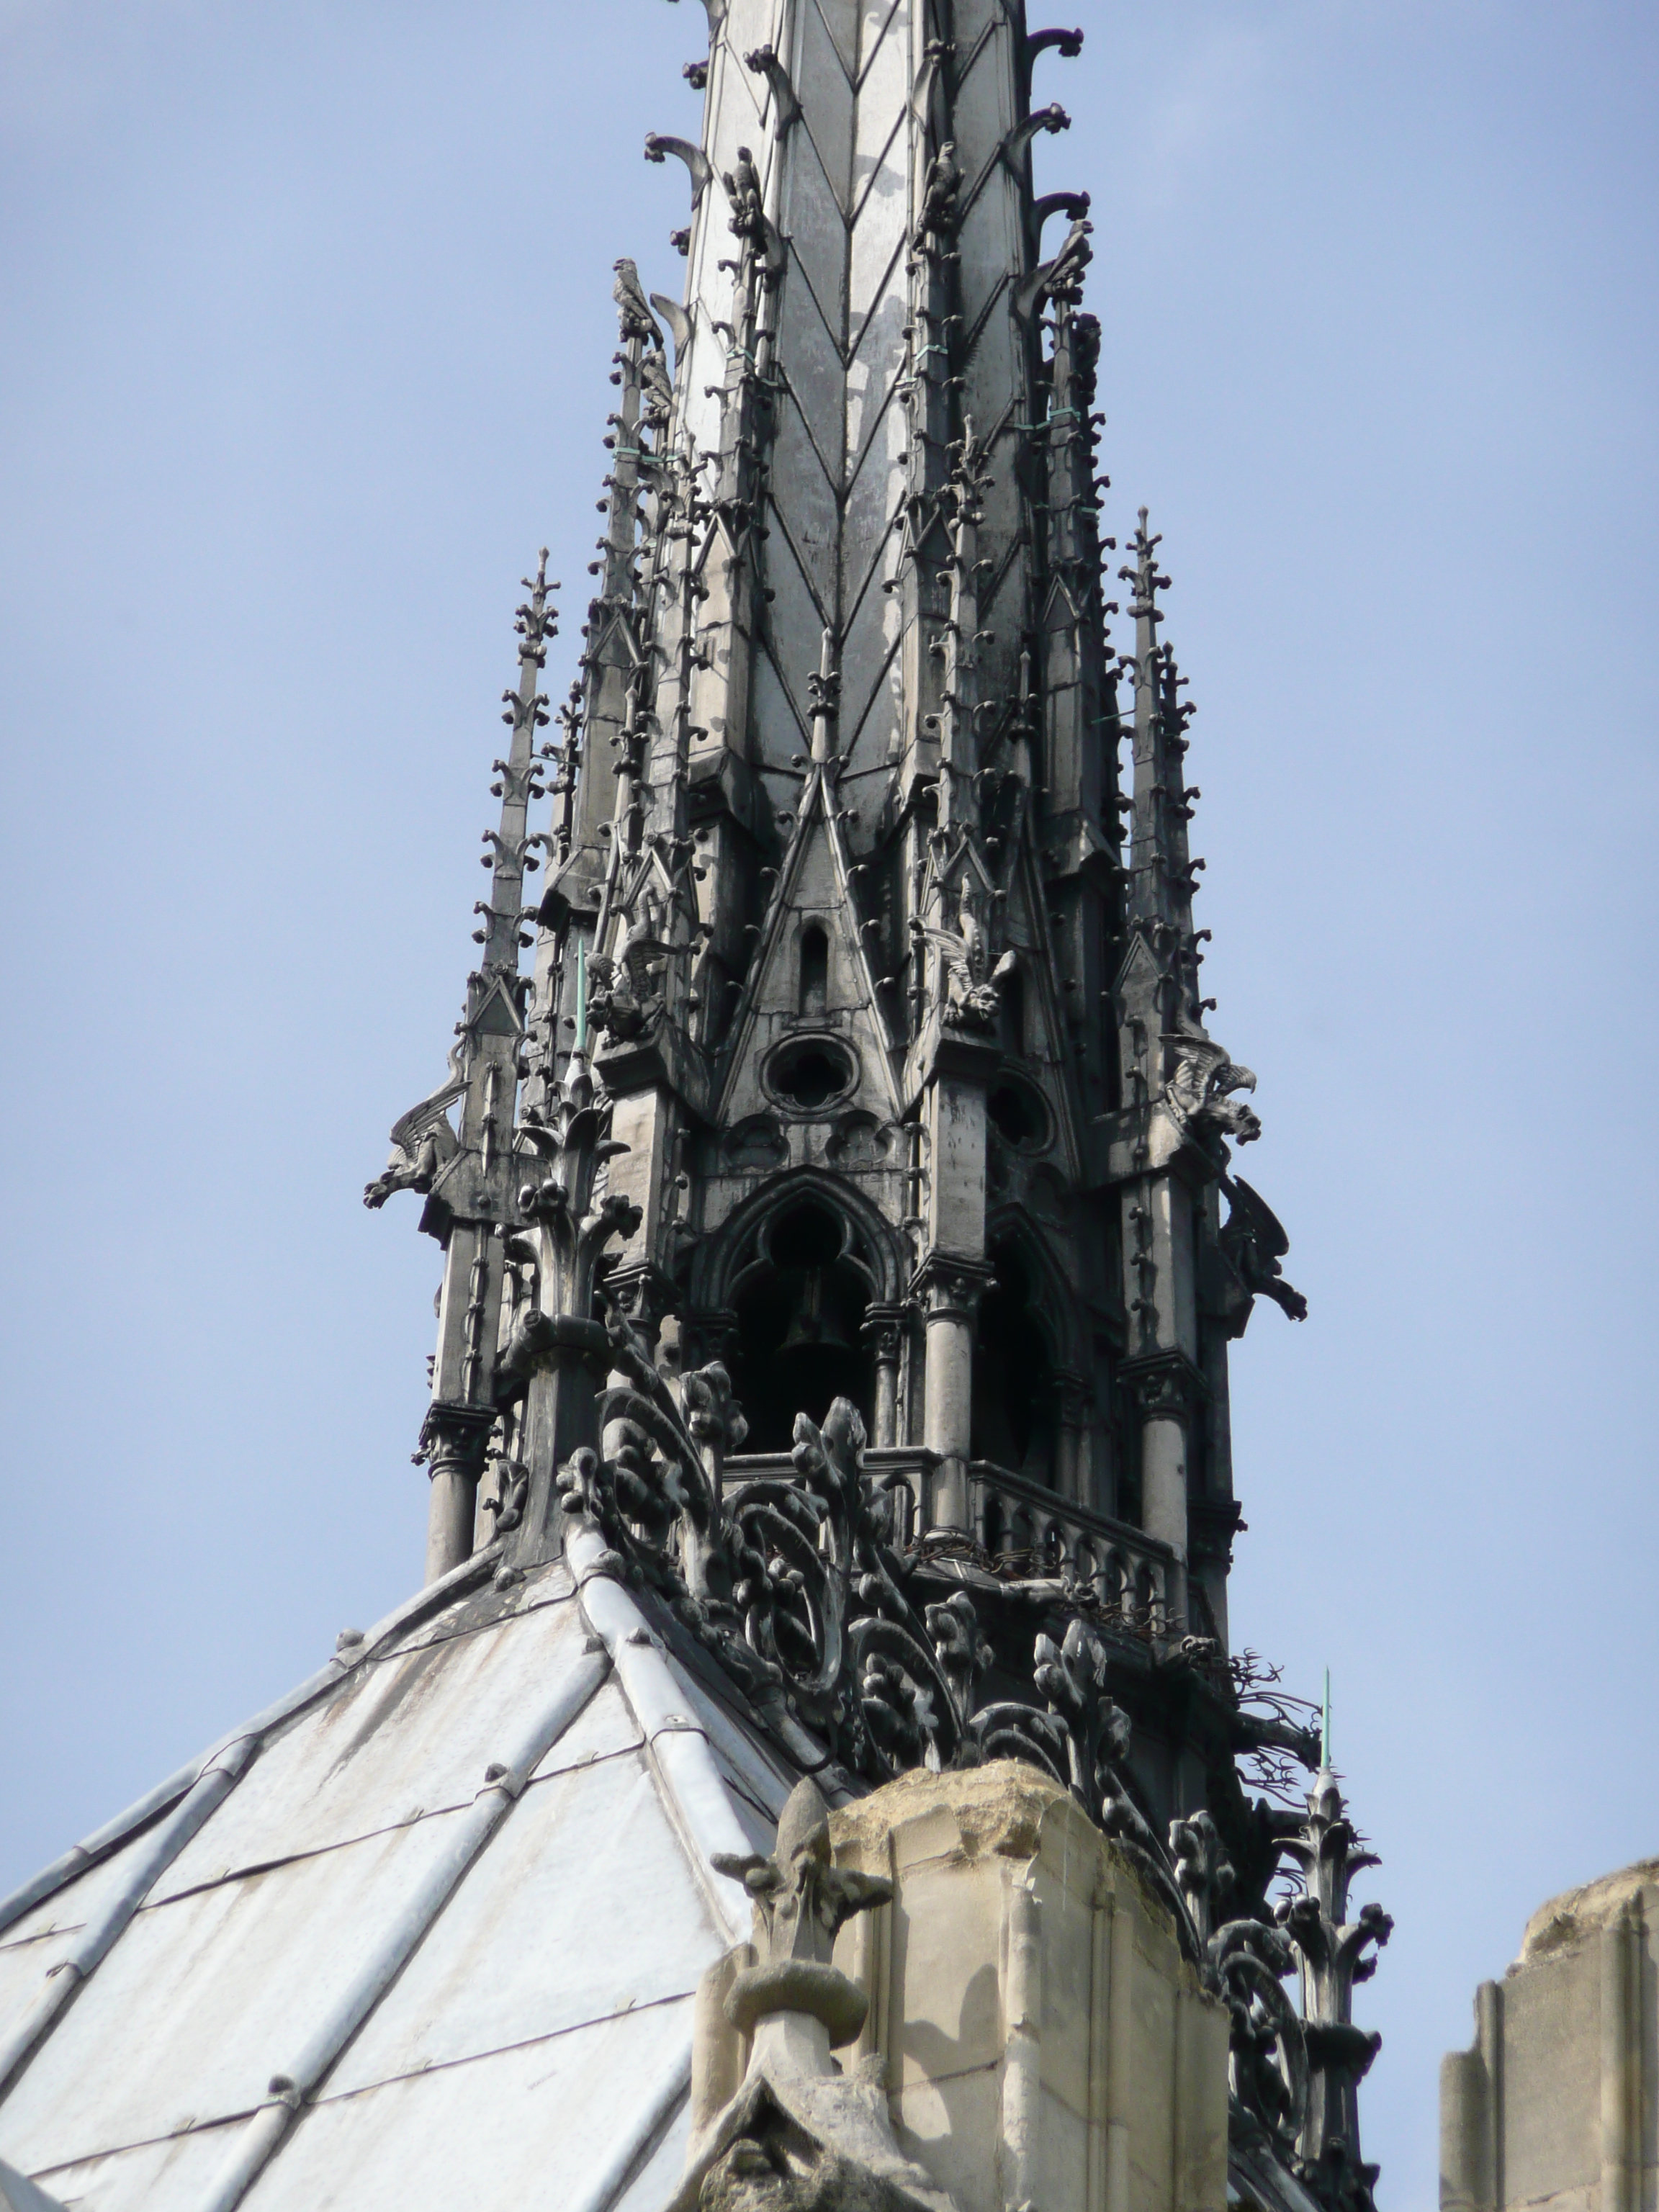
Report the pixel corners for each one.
[971,1243,1056,1485]
[798,922,828,1018]
[729,1197,874,1451]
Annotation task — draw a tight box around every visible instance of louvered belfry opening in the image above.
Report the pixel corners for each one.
[727,1196,875,1449]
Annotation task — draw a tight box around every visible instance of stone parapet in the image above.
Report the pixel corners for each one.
[826,1761,1228,2212]
[1441,1858,1658,2212]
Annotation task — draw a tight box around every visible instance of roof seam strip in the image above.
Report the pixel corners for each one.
[0,1738,256,2107]
[0,1543,509,1943]
[570,1530,757,1947]
[179,1635,608,2212]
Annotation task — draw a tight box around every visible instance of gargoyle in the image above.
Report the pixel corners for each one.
[910,881,1015,1033]
[362,1068,465,1208]
[724,144,765,240]
[1160,1015,1262,1147]
[1218,1172,1308,1326]
[611,257,664,349]
[913,141,960,243]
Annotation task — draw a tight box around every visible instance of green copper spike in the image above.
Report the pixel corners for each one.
[573,935,588,1056]
[1321,1668,1332,1768]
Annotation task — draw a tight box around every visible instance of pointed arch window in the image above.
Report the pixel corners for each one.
[971,1241,1057,1485]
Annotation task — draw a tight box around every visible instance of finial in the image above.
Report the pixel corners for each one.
[1321,1666,1333,1769]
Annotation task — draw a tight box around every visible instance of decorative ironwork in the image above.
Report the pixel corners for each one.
[556,1340,1385,2207]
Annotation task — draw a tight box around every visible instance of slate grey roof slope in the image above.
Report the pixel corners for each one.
[0,1527,809,2212]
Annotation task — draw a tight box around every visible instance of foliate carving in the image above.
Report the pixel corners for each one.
[1123,1352,1205,1424]
[413,1401,495,1480]
[742,47,800,134]
[911,1257,994,1323]
[511,1052,640,1326]
[859,1305,907,1364]
[1160,1012,1262,1148]
[1276,1768,1393,2212]
[680,1307,742,1372]
[482,1454,529,1536]
[562,1359,1371,2196]
[603,1264,675,1353]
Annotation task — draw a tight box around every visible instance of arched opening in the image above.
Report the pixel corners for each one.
[765,1035,855,1112]
[986,1074,1048,1150]
[799,924,828,1018]
[971,1242,1056,1484]
[729,1197,873,1451]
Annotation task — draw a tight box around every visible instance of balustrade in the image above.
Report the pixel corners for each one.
[719,1445,1179,1633]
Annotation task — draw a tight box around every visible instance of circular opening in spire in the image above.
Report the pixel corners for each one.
[987,1076,1049,1151]
[765,1037,857,1114]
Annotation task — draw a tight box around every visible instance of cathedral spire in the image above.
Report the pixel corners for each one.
[369,0,1304,1656]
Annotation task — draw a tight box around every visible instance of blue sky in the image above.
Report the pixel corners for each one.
[2,4,1655,2200]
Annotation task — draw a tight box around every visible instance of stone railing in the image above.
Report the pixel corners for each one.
[719,1447,1179,1630]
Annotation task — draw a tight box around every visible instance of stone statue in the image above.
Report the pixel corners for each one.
[670,1781,958,2212]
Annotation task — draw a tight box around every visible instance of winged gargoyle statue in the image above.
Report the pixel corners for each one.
[909,878,1015,1033]
[1218,1172,1308,1326]
[1159,1013,1262,1148]
[361,1058,466,1209]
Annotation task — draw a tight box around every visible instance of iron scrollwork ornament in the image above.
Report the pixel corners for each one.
[555,1382,1385,2208]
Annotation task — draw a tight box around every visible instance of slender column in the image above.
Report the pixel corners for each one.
[915,1259,991,1530]
[1124,1354,1200,1621]
[861,1305,907,1449]
[419,1403,497,1583]
[1055,1369,1088,1505]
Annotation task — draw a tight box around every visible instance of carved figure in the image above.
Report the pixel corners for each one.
[913,141,961,242]
[588,891,670,1042]
[1160,1015,1262,1146]
[1219,1173,1308,1323]
[362,1069,464,1208]
[909,881,1015,1033]
[1043,213,1093,304]
[670,1781,956,2212]
[641,346,675,426]
[724,145,765,240]
[611,256,664,348]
